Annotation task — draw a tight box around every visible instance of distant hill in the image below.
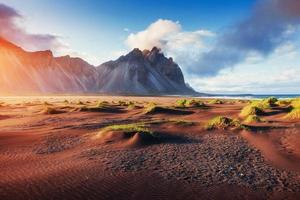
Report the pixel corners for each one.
[0,37,196,95]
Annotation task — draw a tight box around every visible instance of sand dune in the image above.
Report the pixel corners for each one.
[0,96,300,200]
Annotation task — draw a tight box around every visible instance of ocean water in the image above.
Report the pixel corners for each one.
[198,94,300,100]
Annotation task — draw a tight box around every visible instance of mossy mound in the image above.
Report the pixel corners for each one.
[125,101,137,110]
[205,116,244,130]
[76,100,85,105]
[171,119,194,126]
[175,99,205,108]
[277,99,292,107]
[41,107,64,115]
[175,99,187,108]
[284,108,300,120]
[96,100,109,107]
[244,115,263,124]
[144,103,193,115]
[102,123,152,134]
[208,99,223,104]
[291,99,300,109]
[263,97,278,106]
[63,99,69,104]
[240,105,264,118]
[98,123,160,147]
[78,103,121,112]
[78,106,104,112]
[186,99,206,108]
[249,97,278,110]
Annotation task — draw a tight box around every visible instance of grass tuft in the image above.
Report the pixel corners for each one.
[127,101,136,110]
[77,100,85,105]
[263,97,278,106]
[175,99,205,108]
[144,102,159,114]
[208,99,223,104]
[243,114,264,124]
[205,116,245,130]
[276,99,292,107]
[284,108,300,120]
[96,100,108,107]
[170,119,194,126]
[240,105,264,118]
[175,99,187,108]
[41,107,63,114]
[63,99,69,104]
[102,123,151,133]
[291,98,300,109]
[186,99,206,108]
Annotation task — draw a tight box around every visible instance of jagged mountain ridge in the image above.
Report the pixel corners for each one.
[0,37,195,95]
[0,37,98,94]
[96,47,195,94]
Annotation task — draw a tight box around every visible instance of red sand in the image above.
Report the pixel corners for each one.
[0,96,300,200]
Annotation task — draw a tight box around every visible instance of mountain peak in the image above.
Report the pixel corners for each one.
[97,46,195,95]
[150,46,161,54]
[128,48,143,57]
[0,37,23,52]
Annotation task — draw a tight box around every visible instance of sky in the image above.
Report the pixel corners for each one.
[0,0,300,94]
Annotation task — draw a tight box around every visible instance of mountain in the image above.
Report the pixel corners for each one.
[0,37,98,94]
[0,37,196,95]
[96,47,195,95]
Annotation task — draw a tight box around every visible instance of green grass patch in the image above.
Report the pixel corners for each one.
[175,99,187,108]
[208,99,223,104]
[103,123,149,132]
[76,100,85,105]
[79,105,105,112]
[96,100,109,107]
[291,98,300,109]
[63,99,69,104]
[205,116,245,130]
[144,102,159,114]
[243,115,264,124]
[263,97,278,106]
[276,99,292,107]
[239,105,264,118]
[186,99,206,108]
[127,101,136,110]
[41,106,64,114]
[175,99,205,108]
[170,119,194,126]
[284,108,300,120]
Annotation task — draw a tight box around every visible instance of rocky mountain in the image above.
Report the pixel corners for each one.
[0,37,98,94]
[0,37,196,95]
[96,47,195,95]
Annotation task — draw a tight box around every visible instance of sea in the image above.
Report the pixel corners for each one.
[197,94,300,100]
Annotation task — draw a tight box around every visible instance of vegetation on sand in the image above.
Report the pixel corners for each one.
[243,114,264,124]
[205,116,245,130]
[208,99,223,104]
[240,105,264,118]
[284,108,300,120]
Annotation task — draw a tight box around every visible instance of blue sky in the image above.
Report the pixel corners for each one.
[0,0,300,94]
[0,0,255,62]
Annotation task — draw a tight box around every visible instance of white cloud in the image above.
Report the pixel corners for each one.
[188,42,300,94]
[125,19,215,74]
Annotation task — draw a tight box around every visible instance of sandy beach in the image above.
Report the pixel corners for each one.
[1,96,300,200]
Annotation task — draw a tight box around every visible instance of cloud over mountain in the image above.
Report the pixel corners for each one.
[125,0,300,77]
[0,3,67,53]
[125,19,215,75]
